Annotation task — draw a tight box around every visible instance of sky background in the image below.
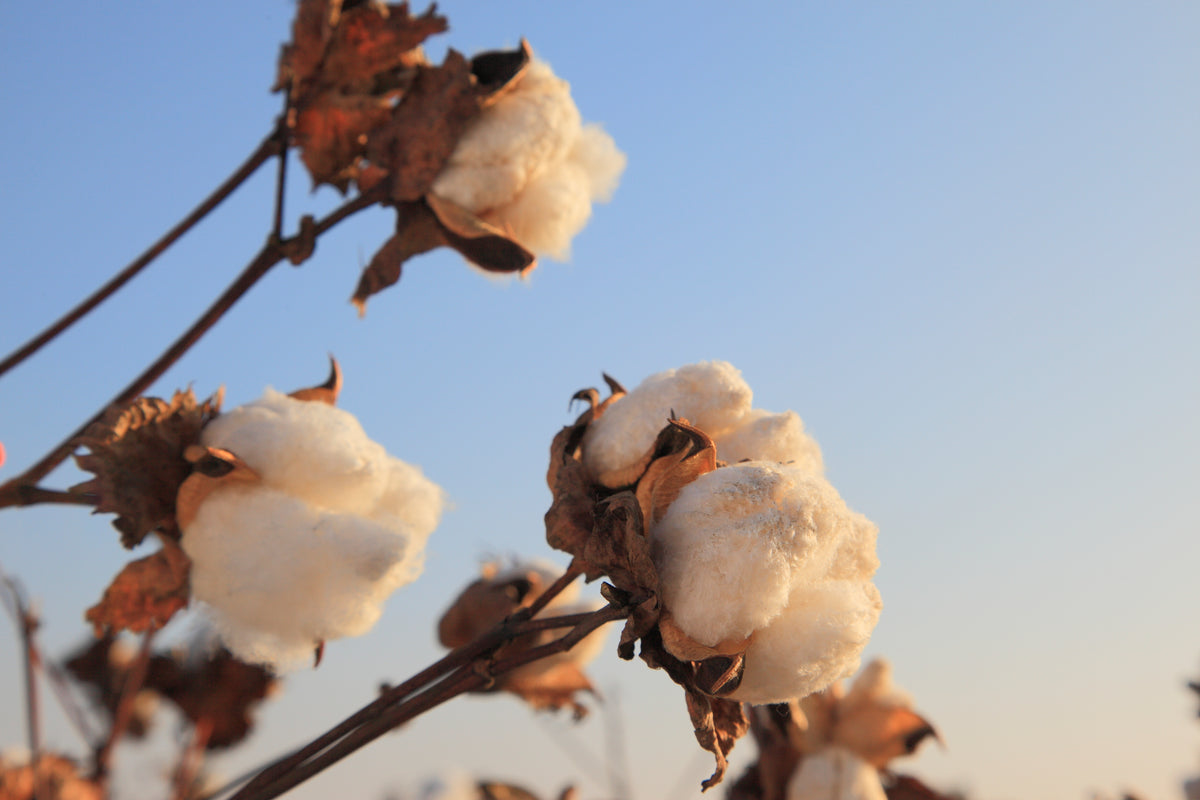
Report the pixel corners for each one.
[1,2,1198,799]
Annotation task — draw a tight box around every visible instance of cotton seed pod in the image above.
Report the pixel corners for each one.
[652,461,881,704]
[430,56,625,261]
[179,387,445,667]
[581,361,823,487]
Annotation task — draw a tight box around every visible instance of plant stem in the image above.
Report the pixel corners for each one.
[0,186,383,512]
[93,626,156,783]
[0,131,281,381]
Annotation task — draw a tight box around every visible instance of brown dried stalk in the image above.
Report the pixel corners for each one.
[93,626,157,783]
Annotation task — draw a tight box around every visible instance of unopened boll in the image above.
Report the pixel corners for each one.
[652,462,880,704]
[582,361,824,481]
[431,57,625,260]
[181,389,445,667]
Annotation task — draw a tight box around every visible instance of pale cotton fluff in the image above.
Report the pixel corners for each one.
[786,748,887,800]
[431,58,625,260]
[652,462,880,704]
[490,559,606,672]
[181,389,445,667]
[582,361,824,483]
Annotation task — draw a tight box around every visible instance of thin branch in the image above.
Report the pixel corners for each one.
[0,131,281,381]
[1,574,42,768]
[11,487,98,509]
[525,559,583,619]
[0,185,384,511]
[231,602,631,800]
[93,626,157,783]
[172,717,214,800]
[272,94,291,242]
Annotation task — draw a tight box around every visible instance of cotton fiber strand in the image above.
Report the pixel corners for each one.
[180,389,445,667]
[651,462,880,704]
[431,57,626,260]
[786,747,887,800]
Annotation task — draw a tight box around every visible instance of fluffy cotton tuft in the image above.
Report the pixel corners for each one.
[582,362,826,483]
[431,58,625,261]
[181,389,445,667]
[652,462,880,704]
[786,748,887,800]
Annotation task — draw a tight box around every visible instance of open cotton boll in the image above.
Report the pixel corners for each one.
[182,391,445,667]
[786,748,887,800]
[651,462,881,704]
[583,361,753,481]
[430,57,625,261]
[717,409,825,473]
[841,658,914,711]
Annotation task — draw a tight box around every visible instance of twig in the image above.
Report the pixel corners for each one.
[172,717,214,800]
[0,184,384,511]
[93,626,157,783]
[231,601,632,800]
[0,131,281,381]
[11,487,98,509]
[1,574,42,770]
[525,559,583,619]
[272,94,290,242]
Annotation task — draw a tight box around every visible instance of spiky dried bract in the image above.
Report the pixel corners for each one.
[181,389,445,666]
[73,389,222,548]
[786,747,887,800]
[437,560,605,716]
[0,752,103,800]
[431,56,626,261]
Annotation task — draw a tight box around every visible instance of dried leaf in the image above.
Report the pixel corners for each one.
[686,690,749,792]
[0,753,103,800]
[425,193,536,274]
[833,705,939,769]
[293,94,392,192]
[436,565,549,649]
[320,3,446,92]
[73,389,223,547]
[350,201,446,315]
[64,635,157,738]
[85,539,191,636]
[633,419,717,526]
[367,50,480,203]
[144,648,277,749]
[288,356,343,405]
[729,704,805,800]
[501,658,595,717]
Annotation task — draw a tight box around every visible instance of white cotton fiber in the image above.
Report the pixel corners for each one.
[716,409,824,474]
[651,462,880,704]
[583,361,754,482]
[181,390,445,667]
[786,747,887,800]
[430,57,625,261]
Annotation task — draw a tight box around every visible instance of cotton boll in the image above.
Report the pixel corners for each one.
[200,388,389,512]
[841,658,913,711]
[181,391,445,667]
[430,56,625,262]
[786,748,886,800]
[584,361,753,481]
[650,461,880,704]
[717,409,825,474]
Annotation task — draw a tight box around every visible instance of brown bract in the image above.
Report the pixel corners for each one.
[143,647,278,749]
[72,389,223,548]
[437,564,597,717]
[542,375,753,790]
[0,754,103,800]
[85,537,191,637]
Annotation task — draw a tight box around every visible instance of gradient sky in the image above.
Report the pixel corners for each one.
[1,3,1198,800]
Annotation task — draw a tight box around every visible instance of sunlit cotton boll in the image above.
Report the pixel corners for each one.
[583,361,824,482]
[430,57,626,260]
[652,462,881,704]
[180,389,446,667]
[786,747,887,800]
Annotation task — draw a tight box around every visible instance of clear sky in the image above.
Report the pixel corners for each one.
[1,3,1198,800]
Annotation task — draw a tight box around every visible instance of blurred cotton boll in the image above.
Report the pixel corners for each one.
[787,748,887,800]
[651,462,881,704]
[180,389,445,668]
[431,57,626,261]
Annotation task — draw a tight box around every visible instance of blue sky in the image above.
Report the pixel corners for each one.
[1,3,1198,799]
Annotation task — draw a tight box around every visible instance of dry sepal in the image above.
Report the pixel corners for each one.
[543,364,883,790]
[0,753,102,800]
[437,560,606,718]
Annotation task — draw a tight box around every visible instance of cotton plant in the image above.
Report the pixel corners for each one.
[544,361,881,788]
[176,363,446,667]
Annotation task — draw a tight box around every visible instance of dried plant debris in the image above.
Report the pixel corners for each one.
[0,752,103,800]
[437,560,606,717]
[85,537,191,637]
[543,362,883,790]
[73,388,223,547]
[65,635,159,738]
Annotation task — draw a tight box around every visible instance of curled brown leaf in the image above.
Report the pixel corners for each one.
[85,538,191,636]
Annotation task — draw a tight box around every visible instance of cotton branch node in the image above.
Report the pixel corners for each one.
[178,365,445,668]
